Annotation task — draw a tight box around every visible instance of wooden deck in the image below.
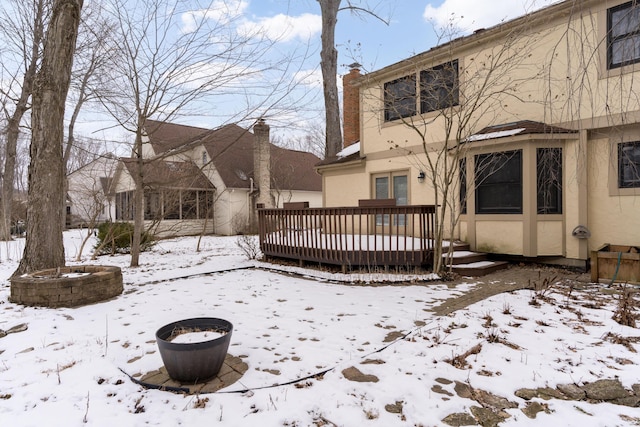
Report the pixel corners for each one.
[258,201,437,271]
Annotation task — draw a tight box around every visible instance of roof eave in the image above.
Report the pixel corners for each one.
[315,156,366,173]
[456,131,579,152]
[359,0,592,85]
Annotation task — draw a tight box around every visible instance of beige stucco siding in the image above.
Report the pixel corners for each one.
[562,138,585,260]
[475,221,523,254]
[458,221,468,243]
[321,165,368,207]
[588,133,640,249]
[537,220,564,256]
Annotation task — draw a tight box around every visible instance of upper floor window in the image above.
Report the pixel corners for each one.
[420,60,459,113]
[608,1,640,69]
[384,60,459,122]
[619,141,640,188]
[202,151,208,166]
[384,75,416,121]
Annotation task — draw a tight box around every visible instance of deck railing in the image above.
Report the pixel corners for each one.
[258,201,437,270]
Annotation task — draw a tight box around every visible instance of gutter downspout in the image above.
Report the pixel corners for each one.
[577,129,589,263]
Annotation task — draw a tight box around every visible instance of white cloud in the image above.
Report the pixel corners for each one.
[181,0,249,33]
[423,0,558,34]
[238,13,322,42]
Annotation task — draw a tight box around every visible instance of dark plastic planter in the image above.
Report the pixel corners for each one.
[156,317,233,383]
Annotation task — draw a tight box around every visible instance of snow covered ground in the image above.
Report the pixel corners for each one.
[0,230,638,426]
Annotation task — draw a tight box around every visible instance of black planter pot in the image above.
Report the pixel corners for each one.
[156,317,233,383]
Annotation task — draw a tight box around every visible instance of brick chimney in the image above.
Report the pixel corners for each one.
[253,118,273,208]
[342,63,361,147]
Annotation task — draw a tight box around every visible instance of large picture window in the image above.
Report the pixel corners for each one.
[384,75,416,121]
[608,1,640,69]
[475,150,522,214]
[537,148,562,214]
[119,189,214,221]
[619,141,640,188]
[420,60,459,113]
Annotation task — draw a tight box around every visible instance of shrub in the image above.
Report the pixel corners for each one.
[94,222,154,255]
[612,285,638,328]
[236,234,261,260]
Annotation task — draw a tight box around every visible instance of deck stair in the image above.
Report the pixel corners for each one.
[442,242,509,276]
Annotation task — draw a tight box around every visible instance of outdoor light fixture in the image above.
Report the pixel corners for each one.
[417,171,426,183]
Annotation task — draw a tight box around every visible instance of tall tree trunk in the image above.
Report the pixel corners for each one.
[129,125,144,267]
[0,0,46,241]
[319,0,343,159]
[2,116,22,241]
[13,0,83,277]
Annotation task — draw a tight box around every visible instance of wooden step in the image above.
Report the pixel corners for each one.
[444,240,470,252]
[442,250,488,265]
[450,260,510,277]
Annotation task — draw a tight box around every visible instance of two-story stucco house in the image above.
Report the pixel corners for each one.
[317,0,640,270]
[98,119,321,237]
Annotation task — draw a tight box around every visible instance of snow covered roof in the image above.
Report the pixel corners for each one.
[337,141,360,158]
[466,120,576,143]
[467,128,526,142]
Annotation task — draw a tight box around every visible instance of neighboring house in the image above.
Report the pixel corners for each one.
[317,0,640,269]
[66,155,118,227]
[110,119,322,237]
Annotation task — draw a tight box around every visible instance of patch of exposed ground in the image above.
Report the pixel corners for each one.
[431,264,590,316]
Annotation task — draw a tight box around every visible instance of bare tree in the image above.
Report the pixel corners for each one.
[102,0,302,267]
[317,0,389,159]
[318,0,341,159]
[64,2,117,170]
[1,2,116,238]
[65,135,110,174]
[277,120,326,159]
[60,4,119,230]
[14,0,83,276]
[0,0,48,241]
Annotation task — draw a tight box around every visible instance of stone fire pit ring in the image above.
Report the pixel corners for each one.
[10,265,123,308]
[156,317,233,383]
